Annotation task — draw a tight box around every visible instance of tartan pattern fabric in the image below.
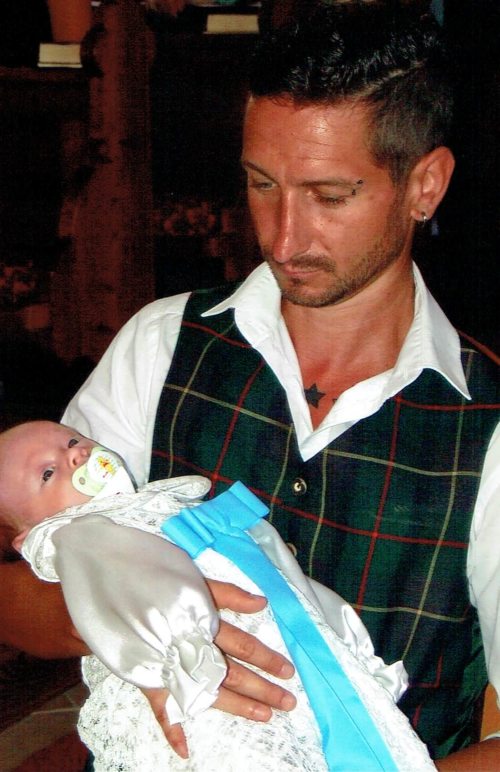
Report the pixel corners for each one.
[150,286,500,759]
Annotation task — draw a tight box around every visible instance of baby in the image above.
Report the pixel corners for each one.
[0,421,436,771]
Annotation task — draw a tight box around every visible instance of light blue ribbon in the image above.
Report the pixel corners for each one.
[162,482,397,771]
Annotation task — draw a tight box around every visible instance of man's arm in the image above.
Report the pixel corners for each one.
[451,423,500,769]
[0,560,294,709]
[0,560,87,658]
[1,561,295,760]
[435,738,500,770]
[62,294,189,488]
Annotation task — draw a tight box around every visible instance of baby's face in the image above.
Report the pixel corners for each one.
[0,422,98,533]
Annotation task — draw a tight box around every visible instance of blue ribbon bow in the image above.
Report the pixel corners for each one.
[162,482,397,771]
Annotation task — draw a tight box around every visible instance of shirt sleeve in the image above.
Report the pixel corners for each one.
[467,421,500,708]
[62,293,189,486]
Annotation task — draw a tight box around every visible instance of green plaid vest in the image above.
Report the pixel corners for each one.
[150,286,499,759]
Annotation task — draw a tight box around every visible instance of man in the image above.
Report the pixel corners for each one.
[2,3,499,768]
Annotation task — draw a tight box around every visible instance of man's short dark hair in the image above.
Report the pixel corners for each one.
[250,2,454,183]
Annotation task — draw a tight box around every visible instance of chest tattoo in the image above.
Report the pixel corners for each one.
[304,383,326,408]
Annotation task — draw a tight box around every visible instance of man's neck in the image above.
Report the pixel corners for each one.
[282,262,415,426]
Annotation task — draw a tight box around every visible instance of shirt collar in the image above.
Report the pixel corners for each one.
[393,264,470,399]
[202,262,281,345]
[202,261,470,400]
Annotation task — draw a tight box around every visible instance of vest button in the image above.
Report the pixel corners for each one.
[292,477,307,496]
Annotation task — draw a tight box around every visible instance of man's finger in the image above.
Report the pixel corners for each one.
[207,579,269,614]
[216,619,295,679]
[207,579,296,719]
[141,687,189,759]
[216,657,296,717]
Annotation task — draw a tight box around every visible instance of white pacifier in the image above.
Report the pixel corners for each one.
[71,446,136,499]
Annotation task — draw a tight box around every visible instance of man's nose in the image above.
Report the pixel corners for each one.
[271,194,310,263]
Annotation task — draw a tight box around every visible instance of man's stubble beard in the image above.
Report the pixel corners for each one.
[262,199,409,309]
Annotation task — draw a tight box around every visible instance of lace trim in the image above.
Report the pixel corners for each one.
[79,550,435,771]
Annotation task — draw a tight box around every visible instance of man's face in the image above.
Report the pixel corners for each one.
[242,97,415,308]
[0,422,97,532]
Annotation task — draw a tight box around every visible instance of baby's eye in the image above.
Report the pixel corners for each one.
[42,468,54,483]
[68,438,79,448]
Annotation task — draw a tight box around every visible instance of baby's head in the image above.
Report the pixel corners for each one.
[0,421,134,550]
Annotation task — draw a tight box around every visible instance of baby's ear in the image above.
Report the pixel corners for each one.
[0,522,18,559]
[12,528,30,553]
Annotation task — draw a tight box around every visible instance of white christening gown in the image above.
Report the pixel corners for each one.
[22,476,435,772]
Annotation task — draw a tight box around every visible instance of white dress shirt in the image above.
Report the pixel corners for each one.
[64,261,500,705]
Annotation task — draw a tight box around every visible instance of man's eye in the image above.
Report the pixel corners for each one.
[42,468,54,483]
[68,438,79,448]
[248,177,274,191]
[314,181,363,207]
[316,193,348,207]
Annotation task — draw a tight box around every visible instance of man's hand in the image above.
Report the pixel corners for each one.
[143,580,296,757]
[209,581,296,703]
[209,580,297,718]
[435,738,500,770]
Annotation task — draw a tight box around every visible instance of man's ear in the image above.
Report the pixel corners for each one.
[407,146,455,222]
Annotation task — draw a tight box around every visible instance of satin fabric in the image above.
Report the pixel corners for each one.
[22,477,227,722]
